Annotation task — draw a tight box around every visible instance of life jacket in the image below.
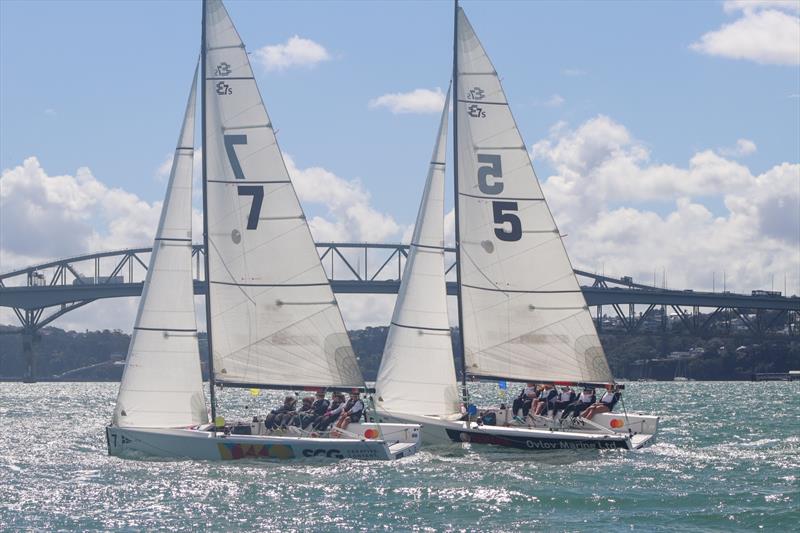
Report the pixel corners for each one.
[578,392,594,405]
[312,398,330,416]
[601,392,619,406]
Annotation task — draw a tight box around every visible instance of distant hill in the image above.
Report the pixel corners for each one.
[0,324,797,381]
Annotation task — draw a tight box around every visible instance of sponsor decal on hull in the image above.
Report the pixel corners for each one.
[445,429,628,450]
[217,442,296,460]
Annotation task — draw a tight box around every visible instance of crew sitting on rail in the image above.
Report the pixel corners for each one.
[295,390,330,429]
[532,384,557,416]
[288,396,315,428]
[265,395,297,430]
[334,391,365,435]
[511,382,538,418]
[560,387,596,420]
[312,392,345,431]
[552,386,577,418]
[581,386,621,420]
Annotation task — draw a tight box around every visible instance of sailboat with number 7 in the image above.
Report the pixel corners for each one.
[374,2,658,451]
[105,0,420,462]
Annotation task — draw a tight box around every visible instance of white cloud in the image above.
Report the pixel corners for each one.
[368,88,446,115]
[561,68,587,77]
[285,155,402,243]
[532,115,800,294]
[719,138,758,157]
[691,2,800,65]
[543,94,565,107]
[253,36,331,71]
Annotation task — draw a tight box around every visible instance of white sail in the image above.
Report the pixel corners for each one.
[376,88,460,417]
[454,8,613,384]
[203,0,363,389]
[113,68,208,428]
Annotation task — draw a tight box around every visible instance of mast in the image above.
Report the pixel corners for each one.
[200,0,218,422]
[452,0,468,402]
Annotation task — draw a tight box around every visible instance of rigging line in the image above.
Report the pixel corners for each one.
[134,327,197,332]
[154,237,193,242]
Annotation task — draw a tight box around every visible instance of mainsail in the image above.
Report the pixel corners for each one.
[113,67,208,428]
[375,88,460,417]
[453,7,613,384]
[202,0,363,389]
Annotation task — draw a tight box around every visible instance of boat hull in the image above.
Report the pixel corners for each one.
[106,423,420,461]
[375,410,658,451]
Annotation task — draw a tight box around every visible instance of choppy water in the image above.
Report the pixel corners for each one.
[1,381,797,531]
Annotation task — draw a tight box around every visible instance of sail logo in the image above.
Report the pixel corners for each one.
[216,82,232,96]
[215,62,232,77]
[468,87,485,100]
[467,104,486,118]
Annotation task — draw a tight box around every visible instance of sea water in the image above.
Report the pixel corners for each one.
[1,381,797,531]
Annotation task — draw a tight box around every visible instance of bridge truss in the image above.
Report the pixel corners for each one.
[1,243,797,379]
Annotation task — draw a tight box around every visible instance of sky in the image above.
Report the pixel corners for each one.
[1,0,798,332]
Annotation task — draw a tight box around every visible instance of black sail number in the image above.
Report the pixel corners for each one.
[224,134,263,230]
[492,201,522,241]
[476,154,521,242]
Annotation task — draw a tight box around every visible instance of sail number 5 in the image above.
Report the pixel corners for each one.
[224,134,264,230]
[477,154,521,242]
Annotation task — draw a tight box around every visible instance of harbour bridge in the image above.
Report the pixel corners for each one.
[1,242,797,380]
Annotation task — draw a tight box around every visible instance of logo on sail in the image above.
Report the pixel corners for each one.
[468,87,485,100]
[216,82,232,96]
[467,104,486,118]
[215,62,232,77]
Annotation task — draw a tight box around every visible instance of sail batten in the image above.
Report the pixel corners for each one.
[203,0,363,389]
[113,66,208,429]
[454,7,613,384]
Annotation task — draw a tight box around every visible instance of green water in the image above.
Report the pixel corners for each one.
[1,381,797,531]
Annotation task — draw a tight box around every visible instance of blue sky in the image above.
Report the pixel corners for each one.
[1,0,798,330]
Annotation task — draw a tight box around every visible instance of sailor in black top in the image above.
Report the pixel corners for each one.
[581,387,621,420]
[560,387,596,420]
[334,391,365,434]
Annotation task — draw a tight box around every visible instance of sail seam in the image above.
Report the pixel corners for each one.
[207,179,290,184]
[390,321,450,332]
[457,99,507,106]
[462,284,582,294]
[154,238,192,242]
[459,192,545,201]
[209,280,329,287]
[133,327,197,332]
[206,76,254,80]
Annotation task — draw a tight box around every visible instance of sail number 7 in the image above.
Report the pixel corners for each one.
[477,154,521,242]
[225,134,264,230]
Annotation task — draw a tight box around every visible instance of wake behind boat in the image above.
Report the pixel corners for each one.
[375,2,658,451]
[106,0,420,462]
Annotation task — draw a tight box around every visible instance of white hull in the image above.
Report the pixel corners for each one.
[106,422,420,461]
[375,409,658,451]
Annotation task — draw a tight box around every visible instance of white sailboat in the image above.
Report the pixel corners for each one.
[375,2,658,450]
[106,0,420,461]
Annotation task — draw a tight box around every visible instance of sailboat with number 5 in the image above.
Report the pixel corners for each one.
[106,0,420,462]
[374,2,658,451]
